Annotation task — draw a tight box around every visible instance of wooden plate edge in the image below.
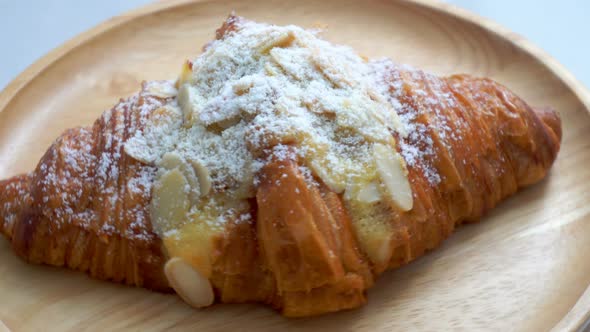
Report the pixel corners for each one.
[411,0,590,109]
[0,0,588,330]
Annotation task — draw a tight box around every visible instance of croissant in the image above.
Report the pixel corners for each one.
[0,16,561,317]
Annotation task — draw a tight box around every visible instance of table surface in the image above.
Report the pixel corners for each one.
[0,0,589,92]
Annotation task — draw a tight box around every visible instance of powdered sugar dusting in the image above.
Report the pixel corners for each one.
[26,85,172,242]
[124,19,418,236]
[0,175,30,238]
[121,18,452,239]
[368,58,464,185]
[127,166,156,196]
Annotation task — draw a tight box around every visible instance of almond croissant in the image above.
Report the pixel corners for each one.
[0,16,561,317]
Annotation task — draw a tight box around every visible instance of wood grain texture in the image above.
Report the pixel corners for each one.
[0,0,589,331]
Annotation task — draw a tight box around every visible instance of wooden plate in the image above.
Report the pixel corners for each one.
[1,0,589,331]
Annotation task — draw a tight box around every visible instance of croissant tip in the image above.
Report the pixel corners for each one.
[533,106,562,143]
[0,174,31,241]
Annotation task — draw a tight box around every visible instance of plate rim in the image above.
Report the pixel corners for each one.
[0,0,588,330]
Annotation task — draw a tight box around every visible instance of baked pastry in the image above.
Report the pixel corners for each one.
[0,16,561,317]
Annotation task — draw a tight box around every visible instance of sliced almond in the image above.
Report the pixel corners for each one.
[310,50,354,88]
[177,84,206,128]
[373,143,413,211]
[257,31,295,55]
[264,62,281,77]
[164,257,214,308]
[309,160,346,194]
[269,47,306,81]
[151,168,190,236]
[177,60,194,87]
[160,152,201,204]
[160,152,183,170]
[374,235,393,267]
[356,181,382,203]
[191,160,211,196]
[335,95,392,144]
[145,80,178,99]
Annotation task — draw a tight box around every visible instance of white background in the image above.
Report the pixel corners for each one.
[0,0,588,90]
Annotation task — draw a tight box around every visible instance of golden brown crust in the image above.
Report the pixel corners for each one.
[0,16,562,317]
[254,153,373,316]
[1,87,172,291]
[204,60,562,317]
